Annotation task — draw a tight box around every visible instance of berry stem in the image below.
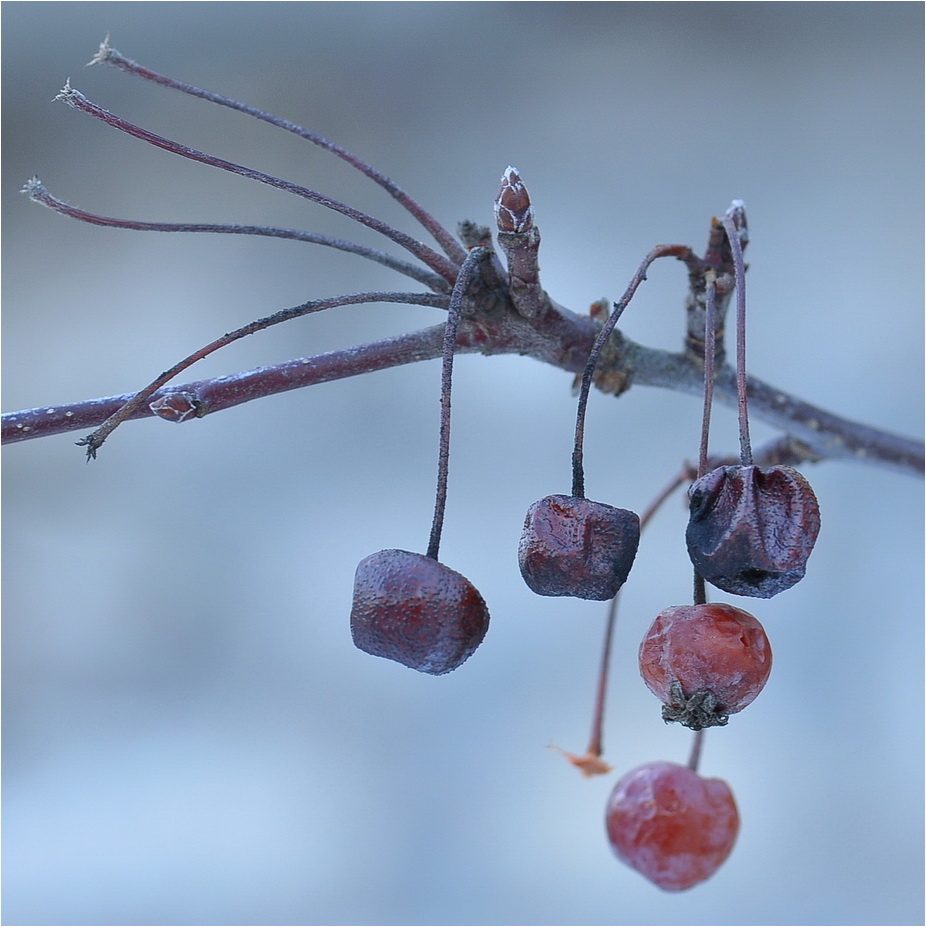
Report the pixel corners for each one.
[426,248,490,561]
[691,270,717,607]
[54,83,460,285]
[563,465,695,776]
[23,178,450,292]
[571,244,693,498]
[584,591,620,760]
[89,39,469,267]
[697,272,718,480]
[687,729,705,772]
[721,207,752,466]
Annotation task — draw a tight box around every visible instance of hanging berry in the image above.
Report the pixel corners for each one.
[350,549,489,675]
[606,761,739,891]
[639,603,772,729]
[518,494,639,600]
[686,464,821,598]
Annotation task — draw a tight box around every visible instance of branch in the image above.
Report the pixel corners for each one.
[4,299,922,477]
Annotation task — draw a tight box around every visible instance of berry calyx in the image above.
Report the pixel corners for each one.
[518,494,640,600]
[639,603,772,729]
[350,549,489,675]
[686,464,821,598]
[606,761,739,891]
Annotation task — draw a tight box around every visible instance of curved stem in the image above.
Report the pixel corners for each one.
[23,178,449,292]
[55,84,460,285]
[571,244,694,497]
[425,248,489,561]
[92,40,468,266]
[76,290,448,458]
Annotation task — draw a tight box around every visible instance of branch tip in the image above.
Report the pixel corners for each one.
[53,79,79,105]
[21,176,45,199]
[87,35,113,67]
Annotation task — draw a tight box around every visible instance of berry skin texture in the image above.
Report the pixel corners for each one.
[606,761,739,891]
[686,464,821,598]
[518,494,640,600]
[350,549,489,675]
[639,604,772,729]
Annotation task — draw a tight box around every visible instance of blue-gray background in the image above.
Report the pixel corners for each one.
[3,3,923,925]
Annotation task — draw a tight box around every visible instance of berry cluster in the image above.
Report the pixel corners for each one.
[343,180,820,890]
[22,50,827,894]
[545,205,819,891]
[341,173,821,890]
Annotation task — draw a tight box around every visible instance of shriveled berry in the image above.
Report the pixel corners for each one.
[686,464,821,598]
[606,761,739,891]
[518,494,640,600]
[350,549,489,675]
[639,603,772,730]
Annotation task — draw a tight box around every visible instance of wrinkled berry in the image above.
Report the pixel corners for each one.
[639,603,772,729]
[686,464,821,598]
[606,761,739,891]
[518,494,640,600]
[350,549,489,675]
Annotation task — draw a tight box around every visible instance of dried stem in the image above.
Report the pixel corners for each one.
[55,83,460,285]
[425,248,489,561]
[571,244,695,498]
[721,205,752,465]
[23,178,449,292]
[687,729,705,772]
[90,39,468,266]
[75,290,448,459]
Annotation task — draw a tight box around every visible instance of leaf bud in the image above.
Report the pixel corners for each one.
[494,165,534,233]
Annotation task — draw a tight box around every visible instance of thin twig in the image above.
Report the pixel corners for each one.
[55,83,460,285]
[75,290,448,458]
[90,39,468,266]
[22,178,450,292]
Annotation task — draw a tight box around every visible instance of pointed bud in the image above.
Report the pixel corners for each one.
[686,465,821,598]
[495,166,534,233]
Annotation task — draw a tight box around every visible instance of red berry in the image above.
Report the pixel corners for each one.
[606,761,739,891]
[639,603,772,729]
[350,549,489,675]
[518,494,640,600]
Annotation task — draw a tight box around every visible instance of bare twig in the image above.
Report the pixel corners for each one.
[89,38,468,266]
[54,82,460,284]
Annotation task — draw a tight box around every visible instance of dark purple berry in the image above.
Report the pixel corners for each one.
[518,494,640,600]
[350,549,489,675]
[686,465,821,598]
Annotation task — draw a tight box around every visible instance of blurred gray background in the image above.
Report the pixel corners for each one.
[3,3,923,925]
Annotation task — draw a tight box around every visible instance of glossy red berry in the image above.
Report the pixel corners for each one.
[350,549,489,675]
[518,494,640,600]
[639,603,772,729]
[686,464,821,598]
[606,761,739,891]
